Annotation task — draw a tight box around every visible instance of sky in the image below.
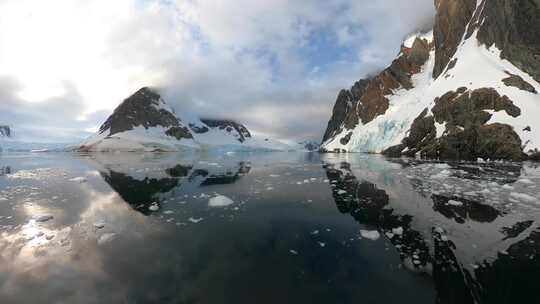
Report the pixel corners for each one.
[0,0,434,143]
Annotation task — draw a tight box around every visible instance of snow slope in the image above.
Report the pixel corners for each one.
[322,24,540,154]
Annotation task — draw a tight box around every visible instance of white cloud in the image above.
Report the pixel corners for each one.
[0,0,434,142]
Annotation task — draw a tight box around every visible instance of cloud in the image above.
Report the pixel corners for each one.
[0,0,434,142]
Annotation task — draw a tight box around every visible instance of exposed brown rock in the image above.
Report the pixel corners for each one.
[98,87,192,140]
[165,126,193,140]
[502,72,538,94]
[340,132,353,145]
[200,119,251,143]
[322,36,433,145]
[476,0,540,83]
[322,80,370,143]
[433,0,477,79]
[384,88,524,161]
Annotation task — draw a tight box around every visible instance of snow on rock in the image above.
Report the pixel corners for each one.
[320,1,540,161]
[208,195,234,207]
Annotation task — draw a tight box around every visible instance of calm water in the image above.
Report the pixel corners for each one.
[0,152,539,304]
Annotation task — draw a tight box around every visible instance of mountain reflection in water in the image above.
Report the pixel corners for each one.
[0,152,539,304]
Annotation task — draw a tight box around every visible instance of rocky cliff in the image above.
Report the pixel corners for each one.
[0,126,11,138]
[321,0,540,161]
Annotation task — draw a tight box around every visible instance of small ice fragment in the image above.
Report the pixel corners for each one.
[517,179,534,185]
[311,230,319,235]
[45,234,55,240]
[189,217,203,223]
[34,214,53,222]
[360,230,380,241]
[289,250,298,255]
[94,222,105,229]
[163,210,174,215]
[447,200,463,206]
[98,233,116,245]
[392,227,404,236]
[337,190,347,195]
[318,242,326,247]
[208,195,234,207]
[69,177,87,183]
[266,187,274,191]
[148,203,159,211]
[385,232,394,239]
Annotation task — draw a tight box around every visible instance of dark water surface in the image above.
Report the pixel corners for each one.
[0,152,539,304]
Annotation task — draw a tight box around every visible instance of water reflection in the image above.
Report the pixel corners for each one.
[322,156,540,304]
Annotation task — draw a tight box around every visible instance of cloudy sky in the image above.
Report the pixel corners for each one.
[0,0,434,143]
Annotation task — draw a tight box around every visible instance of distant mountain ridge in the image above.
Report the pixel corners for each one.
[321,0,540,161]
[80,87,296,152]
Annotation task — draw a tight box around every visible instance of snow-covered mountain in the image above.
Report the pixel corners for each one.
[0,125,71,152]
[80,87,297,152]
[321,0,540,161]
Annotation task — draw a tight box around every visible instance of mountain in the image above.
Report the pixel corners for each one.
[321,0,540,161]
[80,87,296,152]
[0,126,11,138]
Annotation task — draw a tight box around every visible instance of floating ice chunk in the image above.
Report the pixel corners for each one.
[360,230,380,241]
[385,232,395,239]
[392,227,404,236]
[517,179,534,185]
[208,195,234,207]
[189,217,203,223]
[477,158,486,163]
[337,190,347,195]
[510,192,539,203]
[163,210,174,215]
[94,222,105,229]
[69,176,87,183]
[318,242,326,247]
[502,184,514,190]
[289,250,298,255]
[34,214,53,222]
[266,187,274,191]
[98,233,116,245]
[447,200,464,206]
[311,230,319,235]
[148,202,159,211]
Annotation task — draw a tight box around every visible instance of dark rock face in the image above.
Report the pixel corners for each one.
[322,37,432,145]
[98,87,192,140]
[0,126,11,137]
[322,80,370,143]
[199,119,251,143]
[502,72,538,94]
[384,88,524,161]
[476,0,540,83]
[432,0,476,79]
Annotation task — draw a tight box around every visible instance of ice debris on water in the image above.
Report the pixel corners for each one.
[148,202,159,211]
[289,250,298,255]
[208,195,234,207]
[189,217,203,223]
[318,242,326,247]
[69,176,87,183]
[392,227,404,236]
[98,233,116,245]
[34,214,53,222]
[447,200,464,206]
[93,222,105,229]
[360,230,380,240]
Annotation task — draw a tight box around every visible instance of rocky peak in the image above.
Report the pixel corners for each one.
[0,126,11,138]
[97,87,193,140]
[322,34,433,146]
[432,0,476,79]
[199,119,252,143]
